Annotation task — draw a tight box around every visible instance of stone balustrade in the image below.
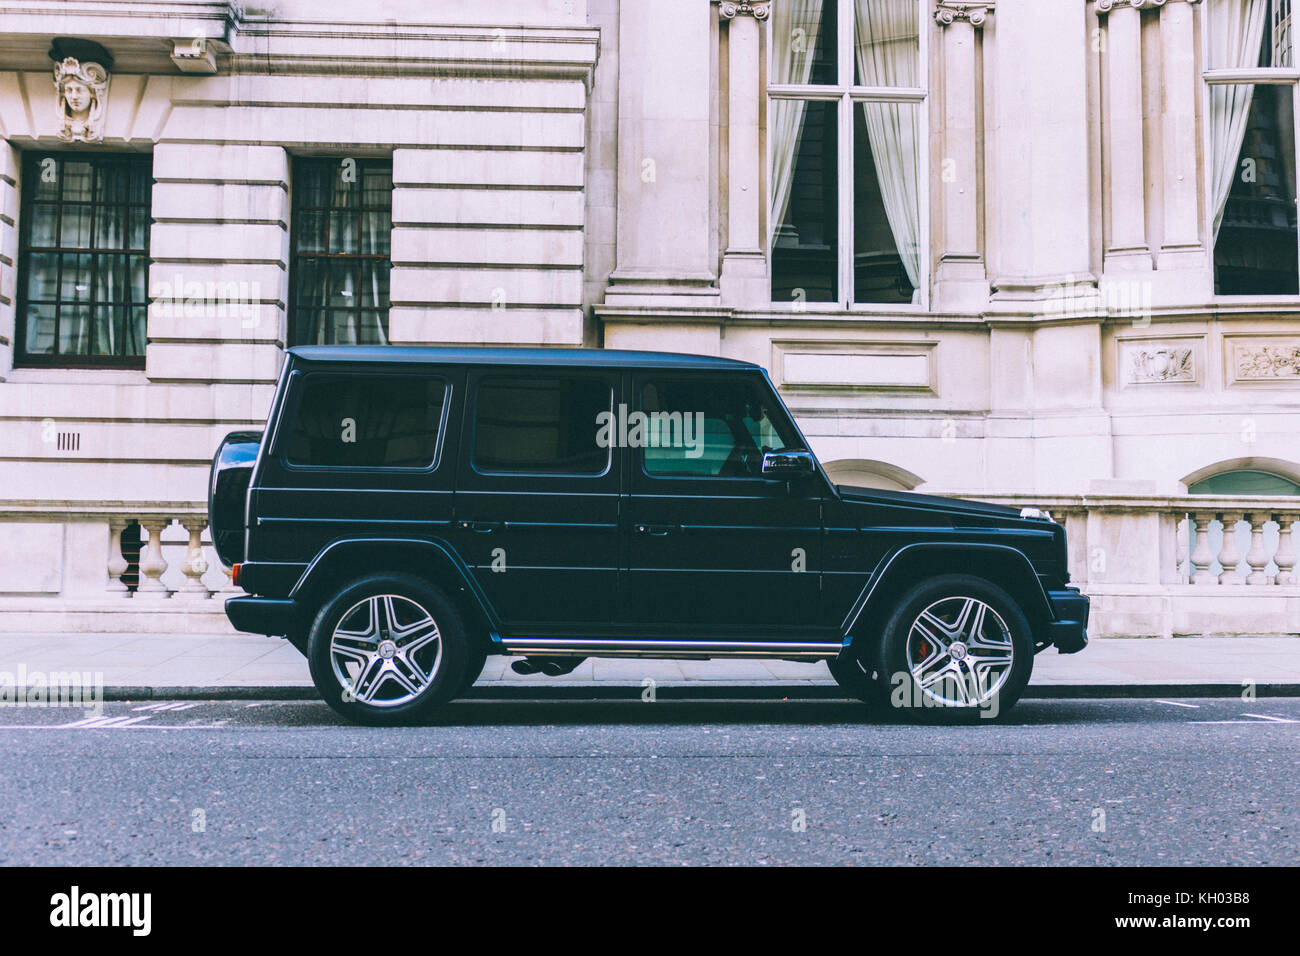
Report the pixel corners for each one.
[966,492,1300,638]
[0,500,236,613]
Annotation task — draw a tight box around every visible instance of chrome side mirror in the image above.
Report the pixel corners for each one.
[761,449,816,480]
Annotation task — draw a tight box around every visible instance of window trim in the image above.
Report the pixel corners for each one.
[14,150,153,369]
[287,156,394,347]
[765,0,930,312]
[277,369,451,474]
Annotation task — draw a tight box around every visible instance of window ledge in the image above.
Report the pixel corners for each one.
[2,367,150,386]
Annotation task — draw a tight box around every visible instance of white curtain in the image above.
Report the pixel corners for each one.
[769,0,824,248]
[854,0,922,295]
[1207,0,1269,242]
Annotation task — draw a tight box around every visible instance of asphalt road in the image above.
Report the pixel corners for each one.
[0,696,1295,865]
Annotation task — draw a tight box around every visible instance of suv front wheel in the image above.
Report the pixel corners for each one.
[839,574,1033,722]
[307,573,469,725]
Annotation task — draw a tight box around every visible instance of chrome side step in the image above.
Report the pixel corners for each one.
[498,638,843,660]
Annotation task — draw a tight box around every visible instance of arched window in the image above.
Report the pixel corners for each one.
[1188,469,1300,496]
[822,458,923,490]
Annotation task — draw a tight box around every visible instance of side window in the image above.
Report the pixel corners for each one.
[642,378,793,478]
[473,375,611,475]
[282,374,446,468]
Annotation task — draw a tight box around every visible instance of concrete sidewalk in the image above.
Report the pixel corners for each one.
[0,632,1297,698]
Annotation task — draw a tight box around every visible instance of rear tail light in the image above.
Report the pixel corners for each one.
[231,563,241,586]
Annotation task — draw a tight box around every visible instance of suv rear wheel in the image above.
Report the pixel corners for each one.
[307,573,468,725]
[846,574,1033,722]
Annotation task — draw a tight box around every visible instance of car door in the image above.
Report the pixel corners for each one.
[622,370,825,638]
[452,365,622,633]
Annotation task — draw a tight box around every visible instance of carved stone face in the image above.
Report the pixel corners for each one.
[63,78,91,114]
[52,57,108,142]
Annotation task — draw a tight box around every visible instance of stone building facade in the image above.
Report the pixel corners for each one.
[0,0,1297,638]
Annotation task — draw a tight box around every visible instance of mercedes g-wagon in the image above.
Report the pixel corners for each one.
[211,346,1088,725]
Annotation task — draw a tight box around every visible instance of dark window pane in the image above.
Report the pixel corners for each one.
[473,376,611,475]
[61,162,93,202]
[283,375,446,468]
[25,252,59,301]
[327,264,357,308]
[94,203,124,249]
[328,209,358,253]
[771,99,838,303]
[295,162,330,207]
[29,204,57,246]
[296,210,326,253]
[59,204,91,247]
[24,304,55,354]
[642,379,793,478]
[58,305,90,354]
[361,209,391,256]
[1214,83,1298,295]
[361,259,389,309]
[59,253,92,303]
[854,101,920,303]
[355,310,388,345]
[91,306,120,355]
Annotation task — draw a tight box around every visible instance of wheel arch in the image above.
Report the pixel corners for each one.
[290,537,501,652]
[842,543,1055,646]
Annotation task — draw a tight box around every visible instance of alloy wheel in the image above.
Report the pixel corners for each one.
[906,595,1015,708]
[329,594,443,708]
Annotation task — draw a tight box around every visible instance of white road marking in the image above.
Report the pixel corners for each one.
[1191,713,1300,725]
[1241,713,1299,723]
[132,702,200,712]
[1153,700,1199,708]
[60,715,156,729]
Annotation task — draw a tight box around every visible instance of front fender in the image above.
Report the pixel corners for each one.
[841,541,1056,638]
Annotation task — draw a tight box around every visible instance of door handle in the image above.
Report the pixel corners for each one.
[634,523,675,536]
[458,520,501,533]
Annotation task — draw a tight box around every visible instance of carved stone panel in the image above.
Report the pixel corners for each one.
[1227,337,1300,385]
[1119,338,1201,386]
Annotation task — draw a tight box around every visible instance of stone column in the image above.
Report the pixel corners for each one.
[988,0,1095,299]
[1098,0,1152,273]
[719,1,770,306]
[933,2,993,312]
[1156,0,1211,296]
[604,0,718,304]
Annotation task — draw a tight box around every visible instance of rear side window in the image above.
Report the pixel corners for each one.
[473,375,611,475]
[282,373,447,468]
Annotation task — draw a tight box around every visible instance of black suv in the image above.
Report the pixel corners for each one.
[211,346,1088,724]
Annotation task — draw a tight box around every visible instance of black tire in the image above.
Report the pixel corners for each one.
[307,573,469,726]
[871,574,1034,723]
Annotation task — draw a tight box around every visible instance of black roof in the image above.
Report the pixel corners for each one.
[287,345,760,371]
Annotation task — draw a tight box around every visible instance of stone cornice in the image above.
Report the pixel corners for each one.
[719,1,771,21]
[934,2,995,28]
